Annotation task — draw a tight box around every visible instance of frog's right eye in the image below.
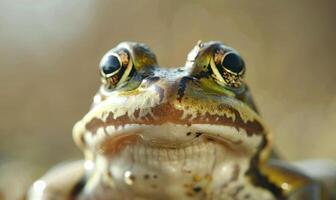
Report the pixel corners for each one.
[210,49,245,88]
[99,50,132,89]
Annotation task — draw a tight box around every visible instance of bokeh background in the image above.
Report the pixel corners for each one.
[0,0,335,198]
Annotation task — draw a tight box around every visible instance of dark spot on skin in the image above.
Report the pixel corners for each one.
[130,175,136,182]
[186,132,192,136]
[133,109,140,119]
[69,176,86,198]
[144,174,150,180]
[153,174,157,179]
[177,76,197,102]
[151,184,158,189]
[195,132,202,137]
[244,194,251,199]
[193,186,202,193]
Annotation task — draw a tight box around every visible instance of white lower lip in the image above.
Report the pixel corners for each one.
[84,123,262,155]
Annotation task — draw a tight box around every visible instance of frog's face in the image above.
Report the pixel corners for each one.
[73,42,273,199]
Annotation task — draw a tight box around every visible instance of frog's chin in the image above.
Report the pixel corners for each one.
[80,123,264,199]
[83,148,251,200]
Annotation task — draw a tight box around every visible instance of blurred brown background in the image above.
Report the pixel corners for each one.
[0,0,335,197]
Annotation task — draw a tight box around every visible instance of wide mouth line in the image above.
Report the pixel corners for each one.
[98,133,219,154]
[87,124,244,144]
[97,134,223,167]
[144,134,242,149]
[84,123,258,157]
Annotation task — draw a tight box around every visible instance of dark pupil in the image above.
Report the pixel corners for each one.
[222,53,244,73]
[102,55,121,74]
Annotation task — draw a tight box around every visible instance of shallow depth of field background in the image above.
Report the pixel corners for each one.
[0,0,335,198]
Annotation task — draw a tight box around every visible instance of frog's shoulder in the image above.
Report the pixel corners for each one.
[293,159,336,199]
[264,159,326,199]
[27,160,85,200]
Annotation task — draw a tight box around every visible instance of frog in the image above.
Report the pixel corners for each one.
[27,41,334,200]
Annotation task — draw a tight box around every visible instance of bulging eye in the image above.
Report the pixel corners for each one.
[99,50,132,89]
[101,54,121,75]
[221,52,245,75]
[210,49,245,88]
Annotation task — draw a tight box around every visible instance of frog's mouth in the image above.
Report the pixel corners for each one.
[78,122,266,196]
[74,97,269,197]
[84,123,263,162]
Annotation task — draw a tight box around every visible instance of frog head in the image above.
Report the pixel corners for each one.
[72,41,275,199]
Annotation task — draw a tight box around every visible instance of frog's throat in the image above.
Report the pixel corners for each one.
[74,122,274,200]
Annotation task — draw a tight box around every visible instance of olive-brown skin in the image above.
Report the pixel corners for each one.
[27,41,327,200]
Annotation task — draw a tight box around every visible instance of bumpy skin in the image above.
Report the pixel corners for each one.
[28,41,328,200]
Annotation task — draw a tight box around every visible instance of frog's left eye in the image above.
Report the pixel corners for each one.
[99,50,132,89]
[210,50,245,88]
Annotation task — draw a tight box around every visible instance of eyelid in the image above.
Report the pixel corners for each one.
[117,58,133,85]
[209,57,226,84]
